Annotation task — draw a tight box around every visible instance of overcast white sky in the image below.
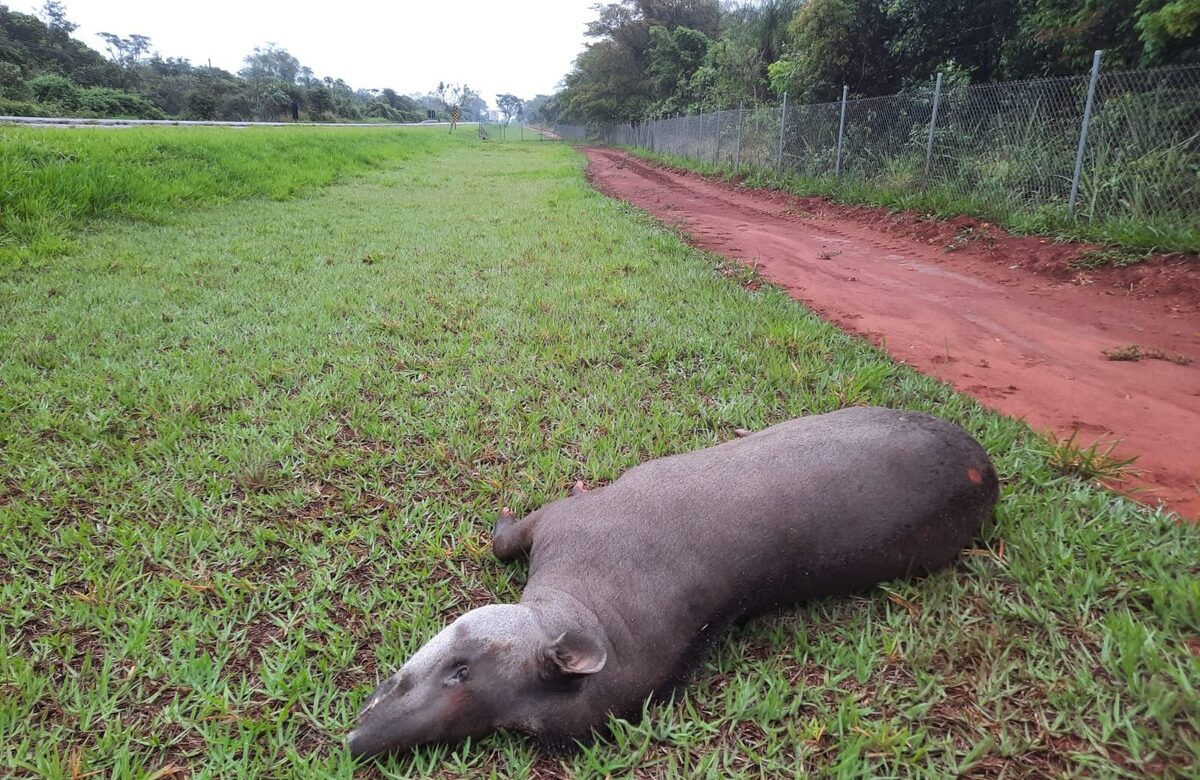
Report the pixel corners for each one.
[30,0,597,106]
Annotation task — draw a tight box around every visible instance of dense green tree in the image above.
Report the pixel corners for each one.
[496,93,524,124]
[1138,0,1200,64]
[239,44,302,119]
[557,0,1200,124]
[646,25,712,111]
[0,59,23,96]
[882,0,1019,85]
[561,0,721,123]
[0,8,430,123]
[1,4,120,87]
[769,0,897,100]
[379,87,421,118]
[523,93,561,123]
[304,83,334,117]
[562,38,652,122]
[1001,0,1199,76]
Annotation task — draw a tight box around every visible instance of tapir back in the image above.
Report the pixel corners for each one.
[521,407,997,710]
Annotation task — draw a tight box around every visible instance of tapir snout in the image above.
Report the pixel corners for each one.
[347,604,609,759]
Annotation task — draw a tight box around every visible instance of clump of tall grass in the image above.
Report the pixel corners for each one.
[0,126,446,268]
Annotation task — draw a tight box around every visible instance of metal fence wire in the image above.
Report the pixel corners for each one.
[541,123,587,140]
[599,60,1200,234]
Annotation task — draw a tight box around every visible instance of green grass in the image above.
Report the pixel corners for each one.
[623,147,1200,258]
[0,125,450,268]
[2,128,1198,779]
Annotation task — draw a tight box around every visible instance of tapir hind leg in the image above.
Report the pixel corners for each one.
[492,507,539,562]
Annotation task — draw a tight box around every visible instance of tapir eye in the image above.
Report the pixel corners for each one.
[447,665,469,685]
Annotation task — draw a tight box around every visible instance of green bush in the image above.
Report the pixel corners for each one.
[27,73,78,107]
[364,100,400,121]
[0,62,27,100]
[0,98,52,117]
[74,87,165,119]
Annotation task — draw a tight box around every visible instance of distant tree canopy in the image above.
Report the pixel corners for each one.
[522,93,561,124]
[495,93,523,124]
[0,3,449,122]
[557,0,1200,124]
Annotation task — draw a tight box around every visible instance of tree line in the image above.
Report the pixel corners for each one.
[0,2,532,123]
[548,0,1200,125]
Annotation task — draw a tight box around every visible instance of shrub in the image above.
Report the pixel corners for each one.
[186,90,218,121]
[0,62,28,100]
[28,73,78,107]
[74,87,165,119]
[364,101,400,121]
[0,97,52,116]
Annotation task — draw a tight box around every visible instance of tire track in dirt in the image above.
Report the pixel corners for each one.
[584,147,1200,519]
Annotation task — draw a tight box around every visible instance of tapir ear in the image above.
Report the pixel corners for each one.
[542,631,607,677]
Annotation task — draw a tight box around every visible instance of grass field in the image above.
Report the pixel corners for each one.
[0,125,446,268]
[1,126,1198,778]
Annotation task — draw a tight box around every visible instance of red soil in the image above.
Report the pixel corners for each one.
[584,147,1200,519]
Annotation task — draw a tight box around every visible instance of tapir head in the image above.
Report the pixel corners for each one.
[347,604,607,759]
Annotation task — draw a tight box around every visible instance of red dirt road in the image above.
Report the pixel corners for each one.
[584,147,1200,519]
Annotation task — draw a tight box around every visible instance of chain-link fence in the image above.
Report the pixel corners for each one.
[599,60,1200,244]
[470,119,576,142]
[466,121,589,143]
[535,124,587,141]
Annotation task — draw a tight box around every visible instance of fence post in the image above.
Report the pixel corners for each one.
[835,85,849,178]
[1068,49,1103,219]
[776,92,788,173]
[734,103,743,171]
[715,109,722,163]
[924,72,944,184]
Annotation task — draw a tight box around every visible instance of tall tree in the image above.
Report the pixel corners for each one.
[97,32,152,68]
[771,0,896,100]
[36,1,76,33]
[239,44,301,84]
[561,0,720,122]
[645,25,712,112]
[1000,0,1198,77]
[239,44,303,120]
[495,93,523,124]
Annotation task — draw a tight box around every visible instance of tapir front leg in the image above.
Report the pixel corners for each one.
[492,507,539,562]
[493,482,589,562]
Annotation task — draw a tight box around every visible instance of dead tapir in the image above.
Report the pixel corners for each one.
[348,406,999,758]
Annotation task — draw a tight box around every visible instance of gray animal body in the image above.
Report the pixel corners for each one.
[348,406,999,758]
